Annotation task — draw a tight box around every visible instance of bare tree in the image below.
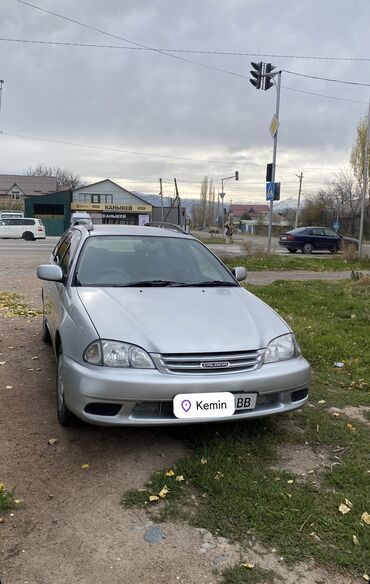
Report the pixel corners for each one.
[327,170,361,235]
[25,164,84,190]
[199,176,208,229]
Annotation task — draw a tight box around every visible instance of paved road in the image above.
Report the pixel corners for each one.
[0,238,366,301]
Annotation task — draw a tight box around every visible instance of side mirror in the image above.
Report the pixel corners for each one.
[232,266,247,281]
[37,265,64,282]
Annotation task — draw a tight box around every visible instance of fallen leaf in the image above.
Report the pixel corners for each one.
[352,534,359,545]
[81,463,90,470]
[0,361,6,366]
[332,412,340,418]
[346,423,356,432]
[334,362,345,368]
[31,356,39,360]
[158,485,169,499]
[176,475,185,482]
[363,573,369,582]
[165,469,175,477]
[14,499,22,505]
[307,470,314,474]
[48,438,58,445]
[361,511,370,525]
[149,495,160,502]
[200,457,208,465]
[0,518,4,524]
[5,385,13,389]
[317,400,326,405]
[287,479,294,484]
[339,503,351,515]
[345,499,353,508]
[242,563,254,569]
[0,483,4,491]
[214,471,224,480]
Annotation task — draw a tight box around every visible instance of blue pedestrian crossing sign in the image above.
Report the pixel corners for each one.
[266,182,275,201]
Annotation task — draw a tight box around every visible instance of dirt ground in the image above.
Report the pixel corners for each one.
[0,271,361,584]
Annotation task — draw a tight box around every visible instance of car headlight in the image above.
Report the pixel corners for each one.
[264,333,300,363]
[84,340,154,369]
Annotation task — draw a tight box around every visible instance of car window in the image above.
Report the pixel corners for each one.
[324,229,338,237]
[58,231,82,276]
[74,235,235,286]
[53,232,73,264]
[310,228,324,236]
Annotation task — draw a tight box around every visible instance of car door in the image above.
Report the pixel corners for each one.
[323,228,341,251]
[44,231,76,342]
[0,219,11,238]
[309,228,325,249]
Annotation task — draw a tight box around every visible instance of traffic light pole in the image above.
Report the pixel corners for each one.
[267,70,281,254]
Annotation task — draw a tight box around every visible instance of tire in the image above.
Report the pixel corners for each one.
[22,231,34,241]
[288,249,298,253]
[330,247,339,254]
[42,317,52,344]
[56,348,77,426]
[302,243,313,254]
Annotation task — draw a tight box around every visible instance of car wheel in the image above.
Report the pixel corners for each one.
[42,317,52,344]
[22,231,34,241]
[57,348,77,426]
[302,243,313,254]
[329,247,338,254]
[288,249,297,253]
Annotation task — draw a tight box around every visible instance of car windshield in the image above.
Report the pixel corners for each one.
[74,235,237,287]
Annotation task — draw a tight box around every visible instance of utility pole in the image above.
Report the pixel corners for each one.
[267,70,281,253]
[359,96,370,259]
[294,171,304,229]
[159,178,164,221]
[0,80,4,123]
[174,177,182,227]
[219,171,239,239]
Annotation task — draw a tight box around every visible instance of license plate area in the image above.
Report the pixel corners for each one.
[234,392,257,410]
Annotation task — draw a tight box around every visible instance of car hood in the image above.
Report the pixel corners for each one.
[77,287,289,353]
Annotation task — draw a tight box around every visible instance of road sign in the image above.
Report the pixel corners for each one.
[266,182,275,201]
[219,192,225,200]
[269,114,279,138]
[332,221,340,231]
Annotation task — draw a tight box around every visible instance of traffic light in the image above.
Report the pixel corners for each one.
[235,171,239,181]
[250,62,263,89]
[274,182,281,201]
[264,63,276,91]
[266,163,273,182]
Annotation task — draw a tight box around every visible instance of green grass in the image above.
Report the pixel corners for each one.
[224,255,370,272]
[0,484,15,512]
[123,281,370,580]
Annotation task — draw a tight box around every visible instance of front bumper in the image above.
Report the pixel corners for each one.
[62,354,311,426]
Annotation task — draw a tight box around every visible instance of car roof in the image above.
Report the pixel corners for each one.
[74,224,193,240]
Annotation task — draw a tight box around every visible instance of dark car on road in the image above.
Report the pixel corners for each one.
[279,226,359,254]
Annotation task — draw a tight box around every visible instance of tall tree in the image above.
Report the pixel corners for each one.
[25,164,84,190]
[199,176,208,229]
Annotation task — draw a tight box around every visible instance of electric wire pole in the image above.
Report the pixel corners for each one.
[159,178,164,221]
[359,97,370,259]
[267,70,281,254]
[0,80,4,124]
[294,171,304,229]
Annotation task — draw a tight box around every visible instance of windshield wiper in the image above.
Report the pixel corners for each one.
[179,280,238,287]
[118,280,186,287]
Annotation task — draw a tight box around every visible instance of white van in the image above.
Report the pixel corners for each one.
[0,217,46,240]
[70,212,91,226]
[0,210,24,219]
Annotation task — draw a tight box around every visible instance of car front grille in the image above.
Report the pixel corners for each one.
[154,349,264,374]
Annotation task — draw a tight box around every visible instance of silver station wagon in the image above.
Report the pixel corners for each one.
[37,223,310,426]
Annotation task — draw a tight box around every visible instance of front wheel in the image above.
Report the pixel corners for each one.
[57,348,77,426]
[302,243,313,254]
[22,231,34,241]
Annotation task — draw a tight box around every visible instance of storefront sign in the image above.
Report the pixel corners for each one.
[102,213,127,219]
[71,202,152,213]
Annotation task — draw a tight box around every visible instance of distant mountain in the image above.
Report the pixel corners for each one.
[274,197,297,211]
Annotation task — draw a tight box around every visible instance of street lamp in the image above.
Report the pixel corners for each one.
[219,171,239,237]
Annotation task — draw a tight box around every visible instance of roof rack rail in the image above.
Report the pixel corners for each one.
[74,219,94,231]
[144,221,187,234]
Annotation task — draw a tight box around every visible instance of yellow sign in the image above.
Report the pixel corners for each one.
[71,202,152,213]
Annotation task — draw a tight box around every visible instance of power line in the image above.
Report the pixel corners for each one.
[14,0,249,81]
[2,37,367,106]
[2,36,370,63]
[0,129,345,172]
[284,69,370,87]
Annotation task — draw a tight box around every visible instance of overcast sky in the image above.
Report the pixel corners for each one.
[0,0,369,203]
